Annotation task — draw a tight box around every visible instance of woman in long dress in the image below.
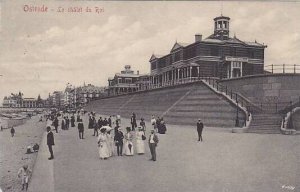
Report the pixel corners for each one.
[98,128,109,159]
[106,131,114,157]
[136,127,145,154]
[123,127,134,156]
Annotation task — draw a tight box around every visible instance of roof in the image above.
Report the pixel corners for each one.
[115,73,140,78]
[203,35,266,47]
[149,54,163,61]
[171,42,189,52]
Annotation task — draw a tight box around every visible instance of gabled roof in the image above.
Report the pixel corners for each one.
[149,54,163,62]
[171,42,189,52]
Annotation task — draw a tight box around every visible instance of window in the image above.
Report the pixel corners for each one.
[118,78,122,83]
[151,62,157,70]
[125,78,132,84]
[230,47,237,56]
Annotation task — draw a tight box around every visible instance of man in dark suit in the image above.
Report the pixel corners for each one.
[47,126,55,160]
[53,117,59,133]
[197,119,204,142]
[114,128,124,156]
[148,130,159,161]
[78,119,84,139]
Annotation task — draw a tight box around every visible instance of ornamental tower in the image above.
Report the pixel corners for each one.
[213,15,230,40]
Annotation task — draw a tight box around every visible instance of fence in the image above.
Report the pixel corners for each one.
[264,64,300,74]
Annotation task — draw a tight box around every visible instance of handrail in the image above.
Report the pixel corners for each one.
[201,77,253,127]
[264,64,300,74]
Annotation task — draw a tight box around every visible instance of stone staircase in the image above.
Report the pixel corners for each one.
[246,113,283,134]
[163,83,246,128]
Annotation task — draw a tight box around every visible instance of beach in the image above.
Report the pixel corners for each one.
[0,116,46,192]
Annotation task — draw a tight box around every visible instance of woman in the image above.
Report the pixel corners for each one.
[123,127,134,156]
[136,127,145,154]
[106,130,114,157]
[61,118,65,130]
[97,128,109,160]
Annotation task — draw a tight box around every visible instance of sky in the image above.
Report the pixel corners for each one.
[0,0,300,104]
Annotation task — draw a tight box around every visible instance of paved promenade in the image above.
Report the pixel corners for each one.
[29,115,299,192]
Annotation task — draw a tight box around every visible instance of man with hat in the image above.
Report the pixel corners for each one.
[148,130,159,161]
[47,126,55,160]
[197,119,204,142]
[114,127,124,156]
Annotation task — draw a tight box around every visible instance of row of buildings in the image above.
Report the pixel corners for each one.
[2,84,106,109]
[107,15,266,96]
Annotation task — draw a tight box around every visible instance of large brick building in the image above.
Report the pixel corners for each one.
[149,15,267,86]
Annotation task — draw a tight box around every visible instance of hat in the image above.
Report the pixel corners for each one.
[198,119,201,121]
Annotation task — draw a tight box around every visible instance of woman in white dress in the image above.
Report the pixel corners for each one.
[106,131,114,157]
[136,127,145,154]
[98,128,109,159]
[123,127,134,156]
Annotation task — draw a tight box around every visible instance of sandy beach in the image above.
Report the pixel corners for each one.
[0,116,46,192]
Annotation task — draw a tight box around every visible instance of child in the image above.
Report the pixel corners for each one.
[17,165,32,191]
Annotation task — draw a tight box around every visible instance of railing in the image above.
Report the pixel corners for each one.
[281,98,300,130]
[264,64,300,74]
[201,77,261,127]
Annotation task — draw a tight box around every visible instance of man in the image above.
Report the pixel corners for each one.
[114,127,124,156]
[53,117,58,133]
[107,116,111,127]
[78,119,84,139]
[47,126,55,160]
[11,126,15,137]
[197,119,204,142]
[17,165,32,191]
[148,130,159,161]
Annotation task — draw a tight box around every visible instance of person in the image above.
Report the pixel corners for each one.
[124,127,134,156]
[114,127,124,156]
[93,119,99,136]
[53,117,59,133]
[116,114,121,125]
[108,116,112,127]
[98,128,110,160]
[103,118,108,126]
[136,127,145,155]
[197,119,204,142]
[131,113,137,131]
[140,118,146,133]
[78,119,84,139]
[61,118,65,130]
[17,165,32,191]
[148,130,159,161]
[158,118,167,134]
[107,130,114,157]
[150,115,156,130]
[11,126,15,137]
[65,116,70,130]
[47,126,55,160]
[70,115,75,127]
[39,116,43,122]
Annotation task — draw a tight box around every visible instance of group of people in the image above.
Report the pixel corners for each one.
[98,125,159,161]
[150,115,167,134]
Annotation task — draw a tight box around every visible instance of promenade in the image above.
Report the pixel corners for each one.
[29,115,299,192]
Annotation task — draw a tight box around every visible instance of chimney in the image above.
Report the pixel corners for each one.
[195,34,202,42]
[137,70,139,75]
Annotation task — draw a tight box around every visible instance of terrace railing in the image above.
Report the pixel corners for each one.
[264,64,300,74]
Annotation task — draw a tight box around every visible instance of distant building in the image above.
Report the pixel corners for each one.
[108,65,149,96]
[148,15,267,87]
[2,92,44,108]
[75,84,106,106]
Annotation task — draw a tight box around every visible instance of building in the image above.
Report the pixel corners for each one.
[2,92,44,108]
[108,65,148,96]
[75,84,106,106]
[148,15,267,87]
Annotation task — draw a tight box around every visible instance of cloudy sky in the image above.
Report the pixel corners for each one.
[0,0,299,103]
